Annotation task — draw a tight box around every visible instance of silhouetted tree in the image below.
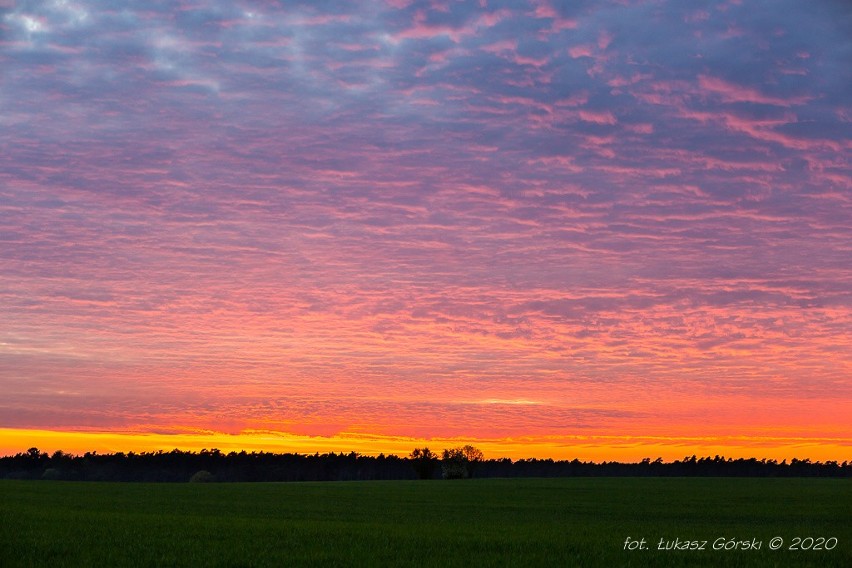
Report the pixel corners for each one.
[441,449,468,479]
[460,445,484,477]
[441,446,484,479]
[409,447,438,479]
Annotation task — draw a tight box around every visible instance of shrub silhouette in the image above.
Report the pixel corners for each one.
[189,470,215,483]
[41,468,61,481]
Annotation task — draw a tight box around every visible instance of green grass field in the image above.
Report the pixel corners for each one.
[1,477,849,567]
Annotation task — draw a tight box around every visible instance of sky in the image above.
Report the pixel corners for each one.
[1,0,850,461]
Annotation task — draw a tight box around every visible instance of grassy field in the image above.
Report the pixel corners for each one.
[0,477,849,567]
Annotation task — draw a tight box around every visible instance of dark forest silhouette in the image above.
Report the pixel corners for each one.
[1,447,849,482]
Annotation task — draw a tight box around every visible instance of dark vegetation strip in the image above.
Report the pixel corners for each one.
[2,446,849,482]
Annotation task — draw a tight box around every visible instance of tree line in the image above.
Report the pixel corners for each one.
[1,446,848,482]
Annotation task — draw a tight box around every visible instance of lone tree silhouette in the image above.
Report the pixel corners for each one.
[409,447,438,479]
[441,445,484,479]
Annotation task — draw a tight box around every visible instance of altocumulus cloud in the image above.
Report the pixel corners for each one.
[0,0,849,451]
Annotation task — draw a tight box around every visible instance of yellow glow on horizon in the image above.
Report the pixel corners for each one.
[1,428,848,463]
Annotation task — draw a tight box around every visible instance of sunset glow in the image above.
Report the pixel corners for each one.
[1,0,850,461]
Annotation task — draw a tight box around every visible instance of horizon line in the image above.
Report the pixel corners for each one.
[1,428,849,462]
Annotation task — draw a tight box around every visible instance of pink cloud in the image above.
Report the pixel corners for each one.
[569,44,594,58]
[578,109,617,124]
[698,75,812,106]
[510,53,549,67]
[394,11,474,43]
[476,9,511,27]
[625,123,654,134]
[531,0,578,33]
[556,91,589,107]
[679,108,846,152]
[481,39,517,53]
